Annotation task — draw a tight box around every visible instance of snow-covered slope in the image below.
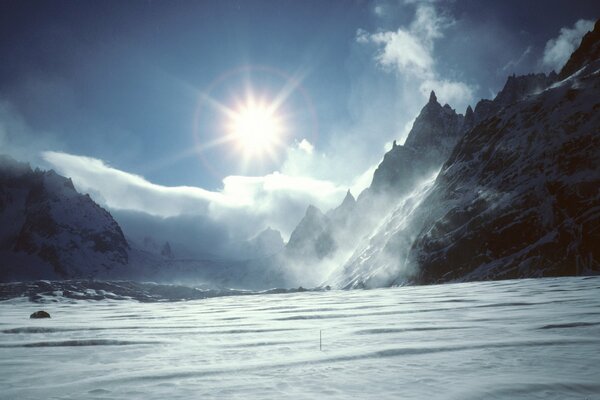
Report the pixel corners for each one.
[0,156,129,280]
[330,20,600,287]
[2,276,599,400]
[410,49,600,284]
[282,90,473,280]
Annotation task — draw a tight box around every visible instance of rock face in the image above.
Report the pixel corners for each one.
[558,19,600,80]
[370,91,466,195]
[329,19,600,287]
[284,91,473,274]
[286,205,334,259]
[0,156,130,281]
[410,31,600,283]
[474,73,556,124]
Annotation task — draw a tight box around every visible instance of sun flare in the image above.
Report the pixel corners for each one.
[229,102,283,157]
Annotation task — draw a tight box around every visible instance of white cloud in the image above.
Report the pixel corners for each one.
[542,19,594,72]
[357,4,474,113]
[297,138,314,154]
[419,79,475,112]
[41,150,347,239]
[368,29,434,78]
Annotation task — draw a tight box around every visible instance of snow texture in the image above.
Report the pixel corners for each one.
[1,276,599,399]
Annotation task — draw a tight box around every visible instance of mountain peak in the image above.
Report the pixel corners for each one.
[494,72,555,107]
[342,189,355,204]
[558,18,600,80]
[429,90,437,104]
[305,204,323,217]
[465,105,474,118]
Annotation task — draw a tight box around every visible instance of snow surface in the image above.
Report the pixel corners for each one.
[1,276,599,399]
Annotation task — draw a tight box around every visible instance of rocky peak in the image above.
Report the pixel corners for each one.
[341,189,355,207]
[428,90,437,104]
[285,204,333,259]
[328,189,356,223]
[472,72,556,125]
[0,157,130,280]
[403,92,462,152]
[463,105,475,131]
[287,205,327,244]
[494,73,555,107]
[558,19,600,80]
[305,204,324,219]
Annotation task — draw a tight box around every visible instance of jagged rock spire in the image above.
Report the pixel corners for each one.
[429,90,437,104]
[463,105,475,131]
[342,189,355,205]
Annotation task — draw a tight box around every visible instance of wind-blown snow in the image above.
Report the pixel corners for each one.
[1,276,599,399]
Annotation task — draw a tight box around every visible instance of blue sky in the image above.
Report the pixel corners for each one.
[1,0,598,242]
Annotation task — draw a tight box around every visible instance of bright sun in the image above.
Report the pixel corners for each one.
[229,102,283,158]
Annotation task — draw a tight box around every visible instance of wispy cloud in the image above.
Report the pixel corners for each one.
[542,19,594,72]
[357,3,473,114]
[502,45,532,72]
[41,150,346,239]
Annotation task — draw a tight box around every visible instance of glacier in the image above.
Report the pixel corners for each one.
[1,276,599,400]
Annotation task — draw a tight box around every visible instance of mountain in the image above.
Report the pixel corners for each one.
[369,91,466,196]
[410,21,600,284]
[0,156,129,280]
[283,89,474,274]
[285,205,334,259]
[329,20,600,287]
[236,227,284,260]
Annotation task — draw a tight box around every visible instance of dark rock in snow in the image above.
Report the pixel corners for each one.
[30,310,51,319]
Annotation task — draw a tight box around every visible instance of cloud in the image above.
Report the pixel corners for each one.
[542,19,594,72]
[357,3,474,114]
[0,100,62,165]
[42,151,227,216]
[297,138,314,154]
[359,4,450,79]
[41,150,347,239]
[502,46,532,72]
[418,79,474,110]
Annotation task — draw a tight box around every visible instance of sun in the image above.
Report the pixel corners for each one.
[229,101,283,158]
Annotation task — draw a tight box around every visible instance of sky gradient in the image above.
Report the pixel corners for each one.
[1,0,598,243]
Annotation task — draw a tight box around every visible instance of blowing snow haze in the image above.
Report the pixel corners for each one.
[0,1,599,289]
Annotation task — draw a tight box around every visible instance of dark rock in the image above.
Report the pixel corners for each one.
[0,156,130,280]
[410,68,600,284]
[30,310,51,319]
[558,19,600,80]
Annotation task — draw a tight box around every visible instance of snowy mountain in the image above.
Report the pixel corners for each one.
[283,88,474,275]
[235,227,285,260]
[410,21,600,284]
[369,91,466,196]
[0,156,129,280]
[329,20,600,288]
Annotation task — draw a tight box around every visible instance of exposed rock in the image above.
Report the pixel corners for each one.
[558,20,600,80]
[411,70,600,283]
[286,205,333,259]
[409,22,600,284]
[30,310,50,318]
[328,19,600,288]
[0,155,130,281]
